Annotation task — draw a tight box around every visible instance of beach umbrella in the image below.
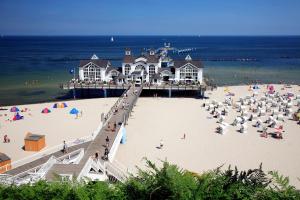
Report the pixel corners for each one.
[41,108,51,114]
[10,106,20,112]
[13,112,24,121]
[62,103,68,107]
[69,108,79,115]
[53,103,58,108]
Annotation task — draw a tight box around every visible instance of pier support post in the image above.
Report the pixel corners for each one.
[104,89,107,98]
[169,88,172,98]
[73,88,76,99]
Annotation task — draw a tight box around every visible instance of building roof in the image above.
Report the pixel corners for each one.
[146,54,159,63]
[131,71,143,76]
[158,67,172,73]
[105,66,120,75]
[123,55,135,63]
[173,60,204,69]
[116,73,126,79]
[79,59,110,68]
[0,152,10,162]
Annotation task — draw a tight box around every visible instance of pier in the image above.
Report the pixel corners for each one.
[1,84,144,184]
[61,82,207,98]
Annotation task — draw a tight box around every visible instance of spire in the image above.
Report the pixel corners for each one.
[185,54,192,61]
[91,54,99,60]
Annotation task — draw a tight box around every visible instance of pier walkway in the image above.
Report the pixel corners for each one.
[45,84,143,180]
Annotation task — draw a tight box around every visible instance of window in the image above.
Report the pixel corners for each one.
[83,63,102,81]
[125,64,131,75]
[110,70,118,77]
[149,65,155,77]
[179,64,198,80]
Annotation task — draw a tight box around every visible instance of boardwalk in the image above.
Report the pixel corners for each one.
[45,85,143,179]
[5,142,91,176]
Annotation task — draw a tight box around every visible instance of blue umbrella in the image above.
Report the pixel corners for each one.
[70,108,79,115]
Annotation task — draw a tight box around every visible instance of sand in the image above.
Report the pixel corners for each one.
[0,98,117,163]
[1,84,300,188]
[115,84,300,188]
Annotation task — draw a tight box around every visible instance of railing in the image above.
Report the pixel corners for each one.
[113,159,133,175]
[123,85,143,125]
[77,157,94,181]
[105,161,128,182]
[63,82,131,90]
[103,85,132,123]
[0,156,58,185]
[0,134,93,174]
[58,148,85,164]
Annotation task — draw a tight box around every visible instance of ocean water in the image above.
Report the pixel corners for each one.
[0,36,300,105]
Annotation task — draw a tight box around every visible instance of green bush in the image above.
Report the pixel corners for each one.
[0,160,299,200]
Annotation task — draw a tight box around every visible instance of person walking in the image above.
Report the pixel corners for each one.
[62,140,68,153]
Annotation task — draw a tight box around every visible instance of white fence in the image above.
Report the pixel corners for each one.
[0,121,103,174]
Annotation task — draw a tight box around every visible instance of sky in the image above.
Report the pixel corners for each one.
[0,0,300,35]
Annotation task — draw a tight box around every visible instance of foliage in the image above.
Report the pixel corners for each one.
[0,160,299,200]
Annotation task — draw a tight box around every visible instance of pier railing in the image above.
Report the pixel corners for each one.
[62,82,205,91]
[0,134,93,174]
[103,85,132,124]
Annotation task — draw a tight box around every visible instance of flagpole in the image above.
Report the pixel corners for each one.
[73,67,76,100]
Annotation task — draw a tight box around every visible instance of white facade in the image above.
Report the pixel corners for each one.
[78,50,204,85]
[78,54,120,83]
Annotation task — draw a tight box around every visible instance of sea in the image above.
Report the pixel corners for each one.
[0,36,300,106]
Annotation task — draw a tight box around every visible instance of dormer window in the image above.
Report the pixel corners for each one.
[91,54,99,60]
[125,49,131,56]
[150,50,155,56]
[185,54,192,61]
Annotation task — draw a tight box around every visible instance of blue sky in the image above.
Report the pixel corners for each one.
[0,0,299,35]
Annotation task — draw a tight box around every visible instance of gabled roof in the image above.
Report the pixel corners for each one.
[173,60,204,69]
[146,54,159,63]
[158,67,172,73]
[105,66,120,75]
[79,59,110,68]
[116,73,126,79]
[131,71,143,76]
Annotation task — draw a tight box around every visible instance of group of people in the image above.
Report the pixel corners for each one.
[3,134,10,143]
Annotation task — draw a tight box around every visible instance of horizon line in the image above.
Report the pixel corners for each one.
[2,34,300,37]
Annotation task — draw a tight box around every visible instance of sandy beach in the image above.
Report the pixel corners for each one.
[115,84,300,188]
[0,98,117,162]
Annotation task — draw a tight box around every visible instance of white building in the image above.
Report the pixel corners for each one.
[78,46,204,85]
[122,48,203,84]
[78,54,121,83]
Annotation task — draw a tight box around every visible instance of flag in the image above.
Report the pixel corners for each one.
[69,69,75,74]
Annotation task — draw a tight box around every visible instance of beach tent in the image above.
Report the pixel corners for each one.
[10,107,20,112]
[58,103,68,108]
[41,108,51,114]
[13,112,24,121]
[53,103,68,108]
[69,108,79,115]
